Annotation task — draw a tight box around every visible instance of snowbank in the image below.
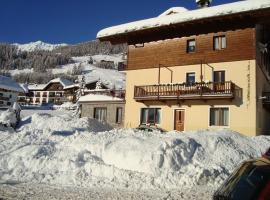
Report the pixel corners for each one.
[18,113,112,133]
[53,102,77,110]
[0,108,17,128]
[0,113,269,192]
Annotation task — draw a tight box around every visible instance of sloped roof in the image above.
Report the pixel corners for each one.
[48,78,73,88]
[19,83,29,93]
[158,7,188,17]
[97,0,270,39]
[27,84,47,91]
[0,75,24,93]
[27,78,74,91]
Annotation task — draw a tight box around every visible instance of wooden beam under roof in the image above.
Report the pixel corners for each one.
[98,8,270,45]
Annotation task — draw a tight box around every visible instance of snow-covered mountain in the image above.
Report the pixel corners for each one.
[13,40,67,52]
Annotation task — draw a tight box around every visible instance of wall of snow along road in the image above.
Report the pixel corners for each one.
[0,113,269,191]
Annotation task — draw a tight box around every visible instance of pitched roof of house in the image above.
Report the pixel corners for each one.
[0,75,24,93]
[158,7,188,17]
[78,94,124,103]
[48,78,73,88]
[27,78,74,91]
[97,0,270,40]
[19,83,29,93]
[27,84,47,91]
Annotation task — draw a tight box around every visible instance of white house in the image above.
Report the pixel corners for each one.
[0,75,24,108]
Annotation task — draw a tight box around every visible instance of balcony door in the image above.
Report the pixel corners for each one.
[213,71,225,92]
[174,109,185,131]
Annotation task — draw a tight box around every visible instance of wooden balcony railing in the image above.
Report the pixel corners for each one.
[134,81,235,101]
[0,96,9,101]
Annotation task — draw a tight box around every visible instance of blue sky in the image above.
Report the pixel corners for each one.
[0,0,240,44]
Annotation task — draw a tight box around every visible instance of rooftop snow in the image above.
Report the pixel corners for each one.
[27,78,74,91]
[49,78,73,88]
[78,94,124,102]
[0,75,24,93]
[19,83,29,93]
[97,0,270,39]
[158,7,188,17]
[27,84,47,91]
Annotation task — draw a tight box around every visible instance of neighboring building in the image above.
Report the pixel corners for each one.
[0,75,24,108]
[97,0,270,136]
[78,94,125,127]
[83,80,125,99]
[26,78,76,105]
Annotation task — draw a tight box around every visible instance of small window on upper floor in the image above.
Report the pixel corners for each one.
[186,72,195,85]
[214,36,226,50]
[187,39,196,53]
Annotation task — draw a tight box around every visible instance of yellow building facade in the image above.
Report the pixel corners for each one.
[97,1,270,136]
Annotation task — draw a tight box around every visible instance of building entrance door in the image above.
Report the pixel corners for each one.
[174,109,185,131]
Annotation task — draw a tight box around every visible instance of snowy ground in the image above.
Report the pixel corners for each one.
[0,110,269,199]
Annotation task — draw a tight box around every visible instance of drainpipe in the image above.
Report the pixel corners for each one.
[200,60,203,96]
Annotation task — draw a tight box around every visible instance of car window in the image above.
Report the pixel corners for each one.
[231,167,270,200]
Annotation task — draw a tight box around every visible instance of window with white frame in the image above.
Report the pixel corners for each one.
[140,108,161,125]
[214,36,226,50]
[210,107,229,126]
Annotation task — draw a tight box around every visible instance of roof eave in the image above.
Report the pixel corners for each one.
[97,8,270,45]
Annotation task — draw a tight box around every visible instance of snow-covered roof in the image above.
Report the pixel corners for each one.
[49,78,73,88]
[97,0,270,39]
[27,84,47,91]
[78,94,124,103]
[27,78,74,91]
[63,84,79,90]
[158,7,188,17]
[19,83,29,93]
[0,75,24,93]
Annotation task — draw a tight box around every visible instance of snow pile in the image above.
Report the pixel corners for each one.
[13,41,67,52]
[53,102,77,110]
[0,113,269,191]
[97,0,270,38]
[18,113,112,133]
[0,108,17,127]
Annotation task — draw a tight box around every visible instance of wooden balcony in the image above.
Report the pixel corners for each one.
[0,96,9,101]
[134,81,235,101]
